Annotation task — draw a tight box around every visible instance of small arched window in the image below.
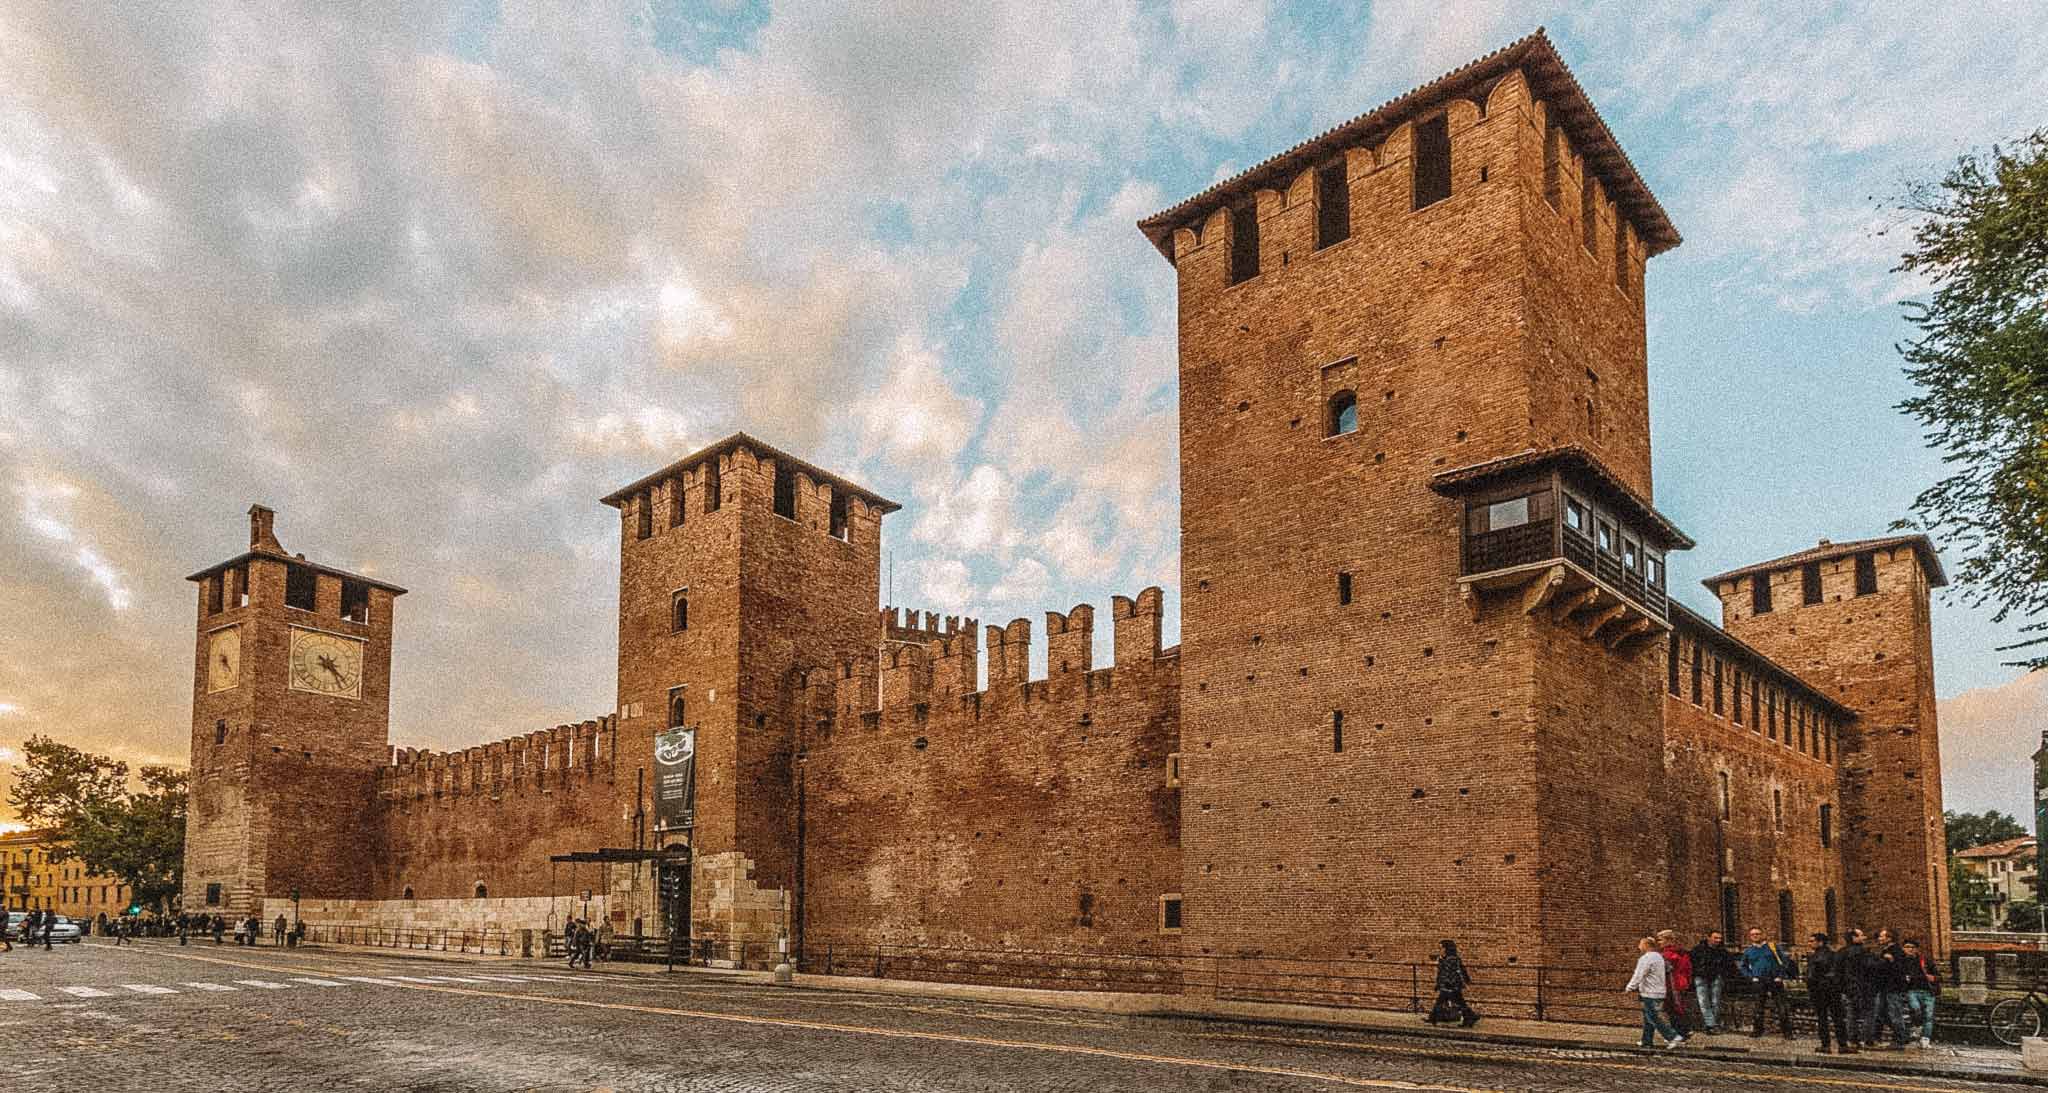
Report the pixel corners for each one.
[474,883,488,900]
[669,688,686,729]
[1326,390,1358,436]
[672,589,688,632]
[402,886,415,902]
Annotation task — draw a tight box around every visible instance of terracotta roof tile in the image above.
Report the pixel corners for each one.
[1701,534,1946,591]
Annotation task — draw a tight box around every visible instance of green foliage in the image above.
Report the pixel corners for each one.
[2006,899,2047,933]
[1946,808,2030,855]
[5,735,186,911]
[1951,856,1998,928]
[1894,129,2048,669]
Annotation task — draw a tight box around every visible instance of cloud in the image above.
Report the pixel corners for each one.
[1938,671,2048,821]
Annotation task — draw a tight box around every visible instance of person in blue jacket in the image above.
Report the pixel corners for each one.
[1741,926,1795,1038]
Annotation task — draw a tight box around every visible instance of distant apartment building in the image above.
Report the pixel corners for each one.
[0,829,133,917]
[1956,836,2037,918]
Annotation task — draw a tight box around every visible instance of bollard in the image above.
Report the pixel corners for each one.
[1959,955,1988,1005]
[2025,1037,2048,1071]
[1997,952,2020,991]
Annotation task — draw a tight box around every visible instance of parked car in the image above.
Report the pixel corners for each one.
[3,912,83,943]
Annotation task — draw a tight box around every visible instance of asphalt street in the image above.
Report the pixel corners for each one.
[0,939,2028,1091]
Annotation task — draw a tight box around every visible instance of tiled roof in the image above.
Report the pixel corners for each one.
[1957,836,2036,860]
[599,431,901,514]
[186,551,407,595]
[1429,445,1694,551]
[1701,534,1947,591]
[1137,28,1680,261]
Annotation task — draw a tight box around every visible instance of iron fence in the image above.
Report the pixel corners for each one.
[298,923,514,956]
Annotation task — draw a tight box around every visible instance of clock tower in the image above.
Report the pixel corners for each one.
[182,505,404,917]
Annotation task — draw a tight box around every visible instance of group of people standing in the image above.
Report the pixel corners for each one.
[3,908,60,951]
[1628,926,1941,1051]
[563,917,598,969]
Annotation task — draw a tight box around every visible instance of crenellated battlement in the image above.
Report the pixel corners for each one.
[378,715,617,803]
[800,587,1174,743]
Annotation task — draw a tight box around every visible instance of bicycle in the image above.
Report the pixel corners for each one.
[1989,982,2048,1046]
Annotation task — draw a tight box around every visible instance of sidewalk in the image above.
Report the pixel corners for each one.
[284,940,2045,1086]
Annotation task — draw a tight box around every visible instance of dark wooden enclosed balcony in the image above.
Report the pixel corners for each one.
[1433,447,1694,643]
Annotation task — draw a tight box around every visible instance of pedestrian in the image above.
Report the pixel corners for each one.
[574,919,595,970]
[212,914,226,945]
[1806,932,1852,1054]
[1843,928,1874,1047]
[22,909,40,952]
[274,913,288,947]
[289,921,305,948]
[178,914,188,946]
[1424,939,1479,1027]
[114,916,129,946]
[1740,927,1793,1039]
[1901,938,1938,1049]
[1868,928,1910,1049]
[41,910,55,951]
[1627,936,1686,1049]
[1656,930,1695,1033]
[1689,929,1733,1034]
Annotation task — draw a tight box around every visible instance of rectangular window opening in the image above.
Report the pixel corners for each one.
[1718,771,1731,820]
[1165,752,1181,789]
[1802,562,1823,605]
[1580,175,1599,252]
[1316,161,1350,249]
[205,883,222,907]
[234,566,249,608]
[773,463,797,520]
[284,564,317,611]
[1713,658,1724,716]
[829,489,849,540]
[1486,495,1532,531]
[1733,669,1745,725]
[1690,641,1703,705]
[1332,710,1345,754]
[1412,114,1451,209]
[1542,121,1562,210]
[1854,552,1877,596]
[1613,215,1629,292]
[1768,691,1778,741]
[636,490,654,540]
[1773,788,1783,831]
[1228,202,1259,285]
[703,460,722,513]
[1751,572,1774,615]
[1161,895,1184,933]
[669,478,686,528]
[1820,803,1833,847]
[340,579,370,624]
[1666,633,1680,696]
[207,574,224,615]
[1336,572,1353,606]
[1564,495,1588,535]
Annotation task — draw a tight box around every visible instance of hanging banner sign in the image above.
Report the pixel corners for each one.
[652,727,697,832]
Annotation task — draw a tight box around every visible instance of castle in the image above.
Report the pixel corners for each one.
[179,31,1950,975]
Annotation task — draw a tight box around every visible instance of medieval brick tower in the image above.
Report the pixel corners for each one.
[603,434,896,944]
[1142,30,1692,965]
[1708,536,1951,953]
[183,505,403,917]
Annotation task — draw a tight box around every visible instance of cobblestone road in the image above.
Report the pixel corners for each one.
[0,940,2027,1091]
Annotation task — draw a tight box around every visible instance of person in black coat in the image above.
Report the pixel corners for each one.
[1689,930,1735,1034]
[1425,939,1479,1027]
[1843,929,1875,1048]
[1806,932,1853,1054]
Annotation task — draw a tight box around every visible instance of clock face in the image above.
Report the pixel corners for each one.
[289,627,364,699]
[206,627,241,693]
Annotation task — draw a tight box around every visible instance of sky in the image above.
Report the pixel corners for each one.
[1,2,2045,832]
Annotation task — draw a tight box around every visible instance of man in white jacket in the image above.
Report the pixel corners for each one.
[1627,936,1688,1048]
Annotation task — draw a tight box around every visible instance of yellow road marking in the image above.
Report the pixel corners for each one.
[1200,1031,1996,1093]
[104,945,1493,1092]
[106,946,1990,1092]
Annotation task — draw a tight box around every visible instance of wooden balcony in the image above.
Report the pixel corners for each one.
[1434,447,1691,646]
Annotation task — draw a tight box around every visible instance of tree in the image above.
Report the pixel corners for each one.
[1951,857,1998,928]
[2007,899,2048,934]
[1893,129,2048,669]
[4,735,186,912]
[1945,809,2029,855]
